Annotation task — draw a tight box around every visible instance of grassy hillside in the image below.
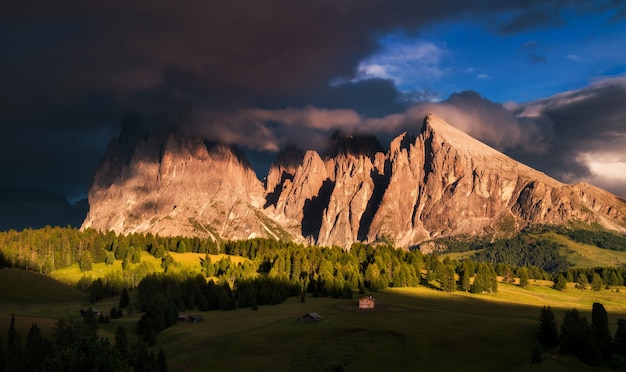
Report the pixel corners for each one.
[536,232,626,268]
[3,266,626,370]
[442,231,626,269]
[0,269,89,336]
[158,281,626,371]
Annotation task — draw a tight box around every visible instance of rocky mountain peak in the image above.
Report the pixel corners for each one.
[83,114,626,248]
[82,127,295,241]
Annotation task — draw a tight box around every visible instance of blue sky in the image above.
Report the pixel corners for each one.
[358,8,626,104]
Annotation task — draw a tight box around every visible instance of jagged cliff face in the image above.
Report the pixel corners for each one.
[83,114,626,248]
[82,128,295,241]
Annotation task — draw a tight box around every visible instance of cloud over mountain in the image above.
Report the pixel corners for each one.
[1,1,626,201]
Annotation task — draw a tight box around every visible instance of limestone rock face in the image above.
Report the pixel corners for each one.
[82,128,292,241]
[83,113,626,248]
[364,114,626,247]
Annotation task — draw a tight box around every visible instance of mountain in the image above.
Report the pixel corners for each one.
[82,127,296,241]
[82,113,626,248]
[0,186,88,231]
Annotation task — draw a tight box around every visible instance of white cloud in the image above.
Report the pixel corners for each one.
[578,152,626,182]
[566,54,583,62]
[356,39,449,87]
[477,74,492,80]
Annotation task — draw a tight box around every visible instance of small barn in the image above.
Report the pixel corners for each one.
[358,296,375,309]
[299,312,321,323]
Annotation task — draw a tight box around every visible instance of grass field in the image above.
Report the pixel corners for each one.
[4,262,626,370]
[442,232,626,269]
[49,252,248,286]
[537,232,626,268]
[155,281,626,372]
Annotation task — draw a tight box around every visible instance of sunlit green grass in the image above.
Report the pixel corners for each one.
[49,252,249,286]
[537,232,626,268]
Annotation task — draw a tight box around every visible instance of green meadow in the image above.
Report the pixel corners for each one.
[442,231,626,269]
[49,252,245,286]
[3,268,626,371]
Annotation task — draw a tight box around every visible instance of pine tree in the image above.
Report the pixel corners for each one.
[591,302,612,360]
[119,288,130,308]
[441,265,456,293]
[537,306,559,347]
[591,273,603,291]
[25,323,49,371]
[6,314,23,371]
[115,325,128,358]
[615,319,626,357]
[579,324,602,366]
[560,308,587,355]
[459,263,471,292]
[518,267,529,288]
[552,274,567,290]
[105,251,115,265]
[575,273,588,290]
[79,251,93,272]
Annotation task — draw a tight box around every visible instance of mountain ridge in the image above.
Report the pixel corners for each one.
[81,113,626,248]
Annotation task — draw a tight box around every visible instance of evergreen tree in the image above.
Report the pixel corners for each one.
[115,325,128,358]
[79,251,93,272]
[615,319,626,357]
[25,323,52,371]
[110,307,120,320]
[579,324,602,366]
[560,308,587,355]
[119,288,130,308]
[105,251,115,265]
[537,306,559,347]
[459,263,471,292]
[132,247,142,263]
[341,283,353,299]
[6,314,23,372]
[552,274,567,290]
[575,273,588,290]
[591,273,603,291]
[591,302,612,360]
[518,267,529,288]
[358,280,365,294]
[161,255,174,272]
[441,265,456,293]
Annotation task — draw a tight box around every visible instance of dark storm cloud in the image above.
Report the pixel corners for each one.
[1,0,624,198]
[509,76,626,196]
[229,77,626,197]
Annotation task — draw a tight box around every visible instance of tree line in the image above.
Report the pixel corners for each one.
[0,226,219,274]
[0,312,166,372]
[537,303,626,368]
[429,233,569,272]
